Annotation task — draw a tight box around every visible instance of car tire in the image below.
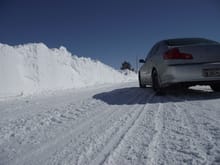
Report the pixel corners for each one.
[138,72,146,88]
[210,84,220,92]
[152,69,163,93]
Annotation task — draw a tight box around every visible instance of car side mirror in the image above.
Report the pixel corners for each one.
[139,59,145,63]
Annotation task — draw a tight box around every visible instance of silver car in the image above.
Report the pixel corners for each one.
[139,38,220,92]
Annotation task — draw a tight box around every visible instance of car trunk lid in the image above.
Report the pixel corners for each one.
[166,44,220,65]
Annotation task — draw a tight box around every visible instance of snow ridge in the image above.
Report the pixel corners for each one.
[0,43,137,97]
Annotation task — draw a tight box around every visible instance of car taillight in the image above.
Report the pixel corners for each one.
[163,48,193,60]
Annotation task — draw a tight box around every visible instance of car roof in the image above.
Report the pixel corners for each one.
[163,38,219,46]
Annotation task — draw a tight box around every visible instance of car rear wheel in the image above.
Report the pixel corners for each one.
[210,84,220,92]
[152,69,163,93]
[138,72,146,88]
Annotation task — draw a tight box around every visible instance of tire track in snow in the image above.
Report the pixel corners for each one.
[89,93,155,165]
[146,102,164,165]
[101,95,161,165]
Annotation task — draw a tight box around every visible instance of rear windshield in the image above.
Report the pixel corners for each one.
[166,38,219,46]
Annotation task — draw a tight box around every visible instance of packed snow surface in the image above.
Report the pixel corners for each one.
[0,43,136,98]
[0,82,220,165]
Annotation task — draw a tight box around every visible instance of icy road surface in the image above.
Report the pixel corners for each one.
[0,82,220,165]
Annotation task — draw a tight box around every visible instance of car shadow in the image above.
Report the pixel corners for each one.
[93,86,220,105]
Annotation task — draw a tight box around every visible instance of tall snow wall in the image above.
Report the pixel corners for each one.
[0,43,136,97]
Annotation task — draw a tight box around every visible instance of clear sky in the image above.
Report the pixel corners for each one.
[1,0,220,69]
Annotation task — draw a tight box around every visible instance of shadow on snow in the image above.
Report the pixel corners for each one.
[93,86,220,105]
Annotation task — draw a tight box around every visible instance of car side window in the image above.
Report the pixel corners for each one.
[145,43,159,60]
[154,44,160,54]
[145,46,154,60]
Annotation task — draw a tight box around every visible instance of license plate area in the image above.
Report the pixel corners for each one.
[203,68,220,77]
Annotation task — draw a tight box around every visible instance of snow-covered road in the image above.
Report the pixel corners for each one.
[0,82,220,165]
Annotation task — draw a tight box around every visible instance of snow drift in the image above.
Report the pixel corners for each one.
[0,43,137,97]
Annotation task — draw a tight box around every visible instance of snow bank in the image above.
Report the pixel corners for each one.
[119,69,138,81]
[0,43,137,97]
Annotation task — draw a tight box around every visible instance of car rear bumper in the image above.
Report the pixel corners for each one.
[161,62,220,87]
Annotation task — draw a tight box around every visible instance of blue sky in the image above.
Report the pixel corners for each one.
[0,0,220,69]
